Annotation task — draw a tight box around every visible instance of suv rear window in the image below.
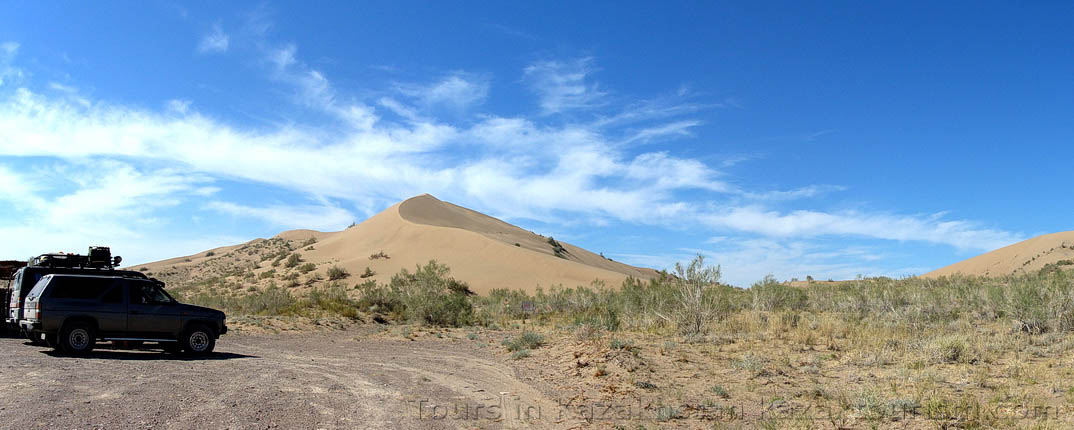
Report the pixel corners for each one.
[48,277,116,300]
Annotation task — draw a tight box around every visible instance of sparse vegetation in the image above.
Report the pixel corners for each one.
[284,253,302,268]
[547,237,568,258]
[297,262,316,274]
[369,251,389,260]
[503,332,545,352]
[359,267,375,278]
[327,265,349,280]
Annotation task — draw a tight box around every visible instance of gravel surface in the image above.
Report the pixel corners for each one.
[0,329,573,430]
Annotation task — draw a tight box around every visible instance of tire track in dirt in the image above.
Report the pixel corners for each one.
[0,331,570,430]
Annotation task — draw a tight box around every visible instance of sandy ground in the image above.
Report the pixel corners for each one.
[0,328,579,430]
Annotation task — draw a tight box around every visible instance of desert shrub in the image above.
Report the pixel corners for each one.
[308,282,359,319]
[284,253,302,268]
[355,260,473,327]
[503,332,544,351]
[301,237,317,247]
[355,281,405,317]
[205,250,216,257]
[297,262,316,274]
[359,267,375,278]
[656,255,728,335]
[327,266,349,280]
[369,251,389,260]
[547,237,568,258]
[511,349,531,360]
[259,269,276,279]
[751,275,808,311]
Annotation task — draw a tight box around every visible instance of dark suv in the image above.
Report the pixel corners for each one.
[20,274,227,355]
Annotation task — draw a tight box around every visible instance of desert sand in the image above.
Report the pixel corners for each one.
[923,231,1074,278]
[140,194,657,294]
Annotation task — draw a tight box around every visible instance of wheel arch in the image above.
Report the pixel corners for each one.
[182,319,218,338]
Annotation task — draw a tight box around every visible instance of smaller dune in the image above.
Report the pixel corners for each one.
[923,231,1074,278]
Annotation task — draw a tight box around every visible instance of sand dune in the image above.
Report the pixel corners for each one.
[141,194,657,294]
[923,231,1074,278]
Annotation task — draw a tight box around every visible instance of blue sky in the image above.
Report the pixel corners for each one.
[0,2,1070,286]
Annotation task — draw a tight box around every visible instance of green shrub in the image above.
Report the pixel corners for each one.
[503,332,544,352]
[354,260,473,327]
[309,282,359,319]
[297,262,316,274]
[511,349,531,360]
[751,275,808,311]
[284,253,302,268]
[327,266,349,280]
[360,267,376,278]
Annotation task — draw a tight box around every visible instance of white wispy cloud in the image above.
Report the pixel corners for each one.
[0,160,237,264]
[701,207,1022,251]
[523,57,606,114]
[397,73,489,110]
[207,201,354,231]
[0,42,25,87]
[621,120,702,145]
[197,24,230,54]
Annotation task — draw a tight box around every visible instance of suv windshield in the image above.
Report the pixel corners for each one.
[130,282,175,305]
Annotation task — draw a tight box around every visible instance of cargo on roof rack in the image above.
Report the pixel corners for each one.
[30,247,122,270]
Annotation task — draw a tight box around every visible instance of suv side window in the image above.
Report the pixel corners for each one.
[49,277,114,300]
[101,283,125,304]
[129,282,174,305]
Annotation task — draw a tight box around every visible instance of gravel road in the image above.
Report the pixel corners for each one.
[0,329,578,430]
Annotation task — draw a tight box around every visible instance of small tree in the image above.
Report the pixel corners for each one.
[660,255,724,335]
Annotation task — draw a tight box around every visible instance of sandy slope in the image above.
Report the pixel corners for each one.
[141,194,657,294]
[923,231,1074,278]
[292,194,657,293]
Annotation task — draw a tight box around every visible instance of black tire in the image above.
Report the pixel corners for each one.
[58,321,96,355]
[180,324,216,355]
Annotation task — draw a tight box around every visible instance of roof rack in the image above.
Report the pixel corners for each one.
[29,246,123,270]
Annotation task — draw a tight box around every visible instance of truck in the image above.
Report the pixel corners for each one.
[21,273,226,354]
[6,247,146,341]
[1,260,27,334]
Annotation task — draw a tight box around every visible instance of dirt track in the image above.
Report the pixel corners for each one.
[0,329,579,430]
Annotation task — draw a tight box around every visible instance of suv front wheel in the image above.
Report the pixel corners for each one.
[59,322,96,355]
[181,324,216,355]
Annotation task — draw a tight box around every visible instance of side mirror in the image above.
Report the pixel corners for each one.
[113,256,123,266]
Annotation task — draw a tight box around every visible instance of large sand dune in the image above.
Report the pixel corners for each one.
[923,231,1074,278]
[142,194,658,294]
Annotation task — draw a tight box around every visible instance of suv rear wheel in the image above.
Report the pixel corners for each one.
[59,321,96,355]
[181,324,215,355]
